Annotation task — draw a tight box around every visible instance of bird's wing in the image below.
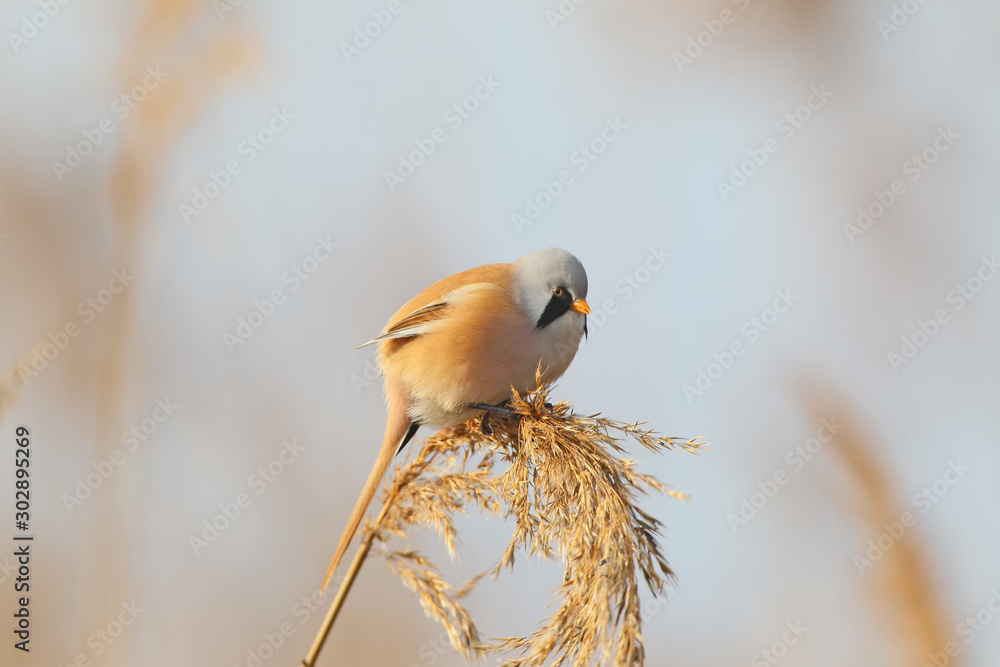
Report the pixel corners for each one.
[358,263,512,348]
[357,301,450,347]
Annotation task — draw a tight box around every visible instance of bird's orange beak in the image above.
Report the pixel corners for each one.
[570,299,591,315]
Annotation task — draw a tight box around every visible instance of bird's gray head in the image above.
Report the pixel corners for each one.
[511,247,590,329]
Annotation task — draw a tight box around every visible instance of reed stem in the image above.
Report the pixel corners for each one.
[302,498,393,666]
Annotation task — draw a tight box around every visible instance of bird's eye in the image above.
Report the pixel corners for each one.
[552,286,564,297]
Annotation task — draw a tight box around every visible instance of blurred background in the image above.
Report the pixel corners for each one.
[1,0,999,665]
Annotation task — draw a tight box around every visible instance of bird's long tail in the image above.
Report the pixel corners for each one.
[322,386,413,591]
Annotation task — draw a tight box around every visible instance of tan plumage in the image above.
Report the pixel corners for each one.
[324,248,590,588]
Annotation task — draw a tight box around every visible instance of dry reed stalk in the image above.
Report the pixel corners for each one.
[0,371,16,421]
[78,5,259,667]
[822,408,952,666]
[802,387,952,667]
[307,378,704,666]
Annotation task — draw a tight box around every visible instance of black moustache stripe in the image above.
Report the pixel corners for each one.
[536,292,574,328]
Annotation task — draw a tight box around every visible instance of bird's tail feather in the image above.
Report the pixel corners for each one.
[322,391,412,592]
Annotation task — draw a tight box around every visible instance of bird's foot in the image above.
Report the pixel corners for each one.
[469,402,519,419]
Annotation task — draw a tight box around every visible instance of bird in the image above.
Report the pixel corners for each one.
[324,247,590,587]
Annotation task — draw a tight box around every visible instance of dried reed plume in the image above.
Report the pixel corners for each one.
[306,379,704,666]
